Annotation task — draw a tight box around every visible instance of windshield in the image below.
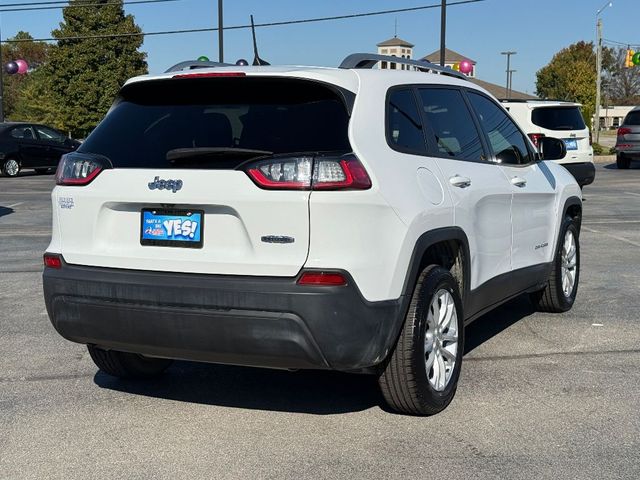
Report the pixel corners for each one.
[531,106,586,131]
[79,77,352,168]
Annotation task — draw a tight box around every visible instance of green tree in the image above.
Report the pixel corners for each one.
[535,41,603,126]
[10,68,61,128]
[1,31,51,119]
[45,0,147,137]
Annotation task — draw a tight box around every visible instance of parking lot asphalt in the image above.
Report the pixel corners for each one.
[1,164,639,480]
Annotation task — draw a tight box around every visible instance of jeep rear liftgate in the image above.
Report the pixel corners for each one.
[52,76,353,277]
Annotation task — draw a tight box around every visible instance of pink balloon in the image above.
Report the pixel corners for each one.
[459,59,473,74]
[16,59,28,74]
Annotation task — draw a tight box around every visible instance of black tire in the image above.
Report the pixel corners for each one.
[2,158,20,177]
[617,154,630,169]
[378,265,464,415]
[34,168,50,174]
[530,217,580,313]
[87,345,172,378]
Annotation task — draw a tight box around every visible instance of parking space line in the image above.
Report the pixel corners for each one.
[625,191,640,197]
[582,226,640,247]
[6,202,23,208]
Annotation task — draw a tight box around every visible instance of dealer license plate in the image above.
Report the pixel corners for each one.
[140,208,204,248]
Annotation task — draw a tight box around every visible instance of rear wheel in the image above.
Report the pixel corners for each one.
[378,265,464,415]
[616,154,630,169]
[2,158,20,177]
[530,217,580,313]
[87,345,173,378]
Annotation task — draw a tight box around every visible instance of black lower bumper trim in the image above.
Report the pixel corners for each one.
[43,262,403,371]
[562,162,596,186]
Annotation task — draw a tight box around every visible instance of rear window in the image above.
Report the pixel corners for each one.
[79,77,352,168]
[623,110,640,125]
[531,106,586,131]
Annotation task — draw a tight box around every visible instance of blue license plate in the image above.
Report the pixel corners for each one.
[140,208,203,248]
[563,138,578,150]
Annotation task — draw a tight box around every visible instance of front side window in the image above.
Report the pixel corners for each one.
[468,92,532,165]
[35,126,66,143]
[386,89,426,154]
[418,88,485,161]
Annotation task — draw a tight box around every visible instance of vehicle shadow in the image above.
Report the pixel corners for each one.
[603,162,640,169]
[94,296,535,414]
[0,206,14,218]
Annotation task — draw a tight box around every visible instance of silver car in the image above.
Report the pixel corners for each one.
[615,106,640,169]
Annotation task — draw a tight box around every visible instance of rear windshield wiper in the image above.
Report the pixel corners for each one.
[167,147,273,163]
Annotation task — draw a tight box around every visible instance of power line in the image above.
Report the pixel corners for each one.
[2,0,486,43]
[0,0,178,13]
[603,38,640,48]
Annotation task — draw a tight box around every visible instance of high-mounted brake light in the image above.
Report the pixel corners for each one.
[244,154,372,191]
[43,253,62,269]
[527,133,545,148]
[55,153,110,186]
[618,127,632,136]
[297,271,347,286]
[172,72,247,79]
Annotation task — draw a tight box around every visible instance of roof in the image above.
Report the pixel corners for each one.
[376,37,415,48]
[469,78,537,100]
[422,48,476,64]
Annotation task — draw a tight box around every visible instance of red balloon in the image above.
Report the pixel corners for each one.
[16,59,28,74]
[459,59,473,74]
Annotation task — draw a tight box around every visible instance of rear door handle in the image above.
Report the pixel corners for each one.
[511,176,527,187]
[449,175,472,188]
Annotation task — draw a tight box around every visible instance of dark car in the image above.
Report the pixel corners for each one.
[0,122,81,177]
[615,106,640,169]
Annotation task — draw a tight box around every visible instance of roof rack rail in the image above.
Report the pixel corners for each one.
[339,53,467,81]
[165,60,233,73]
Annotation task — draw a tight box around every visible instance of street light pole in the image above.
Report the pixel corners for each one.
[0,17,4,123]
[218,0,224,63]
[439,0,446,66]
[501,51,516,99]
[595,1,613,144]
[508,69,516,98]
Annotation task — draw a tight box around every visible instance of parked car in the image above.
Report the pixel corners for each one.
[0,122,81,177]
[43,54,582,415]
[615,106,640,169]
[502,100,595,187]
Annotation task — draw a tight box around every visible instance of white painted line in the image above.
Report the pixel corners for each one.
[625,191,640,197]
[0,232,51,237]
[6,202,23,209]
[584,220,640,225]
[592,323,604,327]
[582,226,640,247]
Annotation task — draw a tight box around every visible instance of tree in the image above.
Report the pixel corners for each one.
[10,68,61,128]
[45,0,147,137]
[535,41,604,126]
[1,31,51,119]
[603,47,640,106]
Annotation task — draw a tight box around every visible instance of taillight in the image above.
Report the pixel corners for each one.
[527,133,545,148]
[243,154,371,191]
[297,271,347,286]
[618,127,632,136]
[43,253,62,269]
[55,153,110,186]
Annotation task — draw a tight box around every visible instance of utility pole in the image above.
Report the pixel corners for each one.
[595,2,613,144]
[439,0,446,66]
[508,70,516,98]
[218,0,224,63]
[0,17,4,123]
[501,51,516,99]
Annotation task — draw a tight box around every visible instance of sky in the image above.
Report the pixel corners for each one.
[0,0,634,95]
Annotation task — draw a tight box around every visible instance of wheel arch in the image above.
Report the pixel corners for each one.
[562,196,582,231]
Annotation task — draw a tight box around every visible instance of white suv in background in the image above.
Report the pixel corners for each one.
[502,100,595,187]
[43,54,582,415]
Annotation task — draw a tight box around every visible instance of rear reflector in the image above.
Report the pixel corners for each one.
[297,271,347,286]
[244,154,371,191]
[43,254,62,269]
[173,72,247,79]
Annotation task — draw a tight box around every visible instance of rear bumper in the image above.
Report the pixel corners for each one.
[43,260,403,372]
[561,162,596,187]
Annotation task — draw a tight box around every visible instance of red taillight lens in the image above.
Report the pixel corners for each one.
[618,127,632,136]
[55,153,108,186]
[244,154,371,191]
[43,253,62,269]
[527,133,545,148]
[297,271,347,286]
[173,72,246,79]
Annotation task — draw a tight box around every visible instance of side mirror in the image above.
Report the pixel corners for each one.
[538,137,566,161]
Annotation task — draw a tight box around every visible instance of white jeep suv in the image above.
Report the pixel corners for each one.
[43,54,582,415]
[502,99,595,187]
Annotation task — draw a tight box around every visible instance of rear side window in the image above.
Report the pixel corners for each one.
[418,88,485,161]
[623,111,640,125]
[531,107,586,131]
[386,89,427,154]
[79,77,351,168]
